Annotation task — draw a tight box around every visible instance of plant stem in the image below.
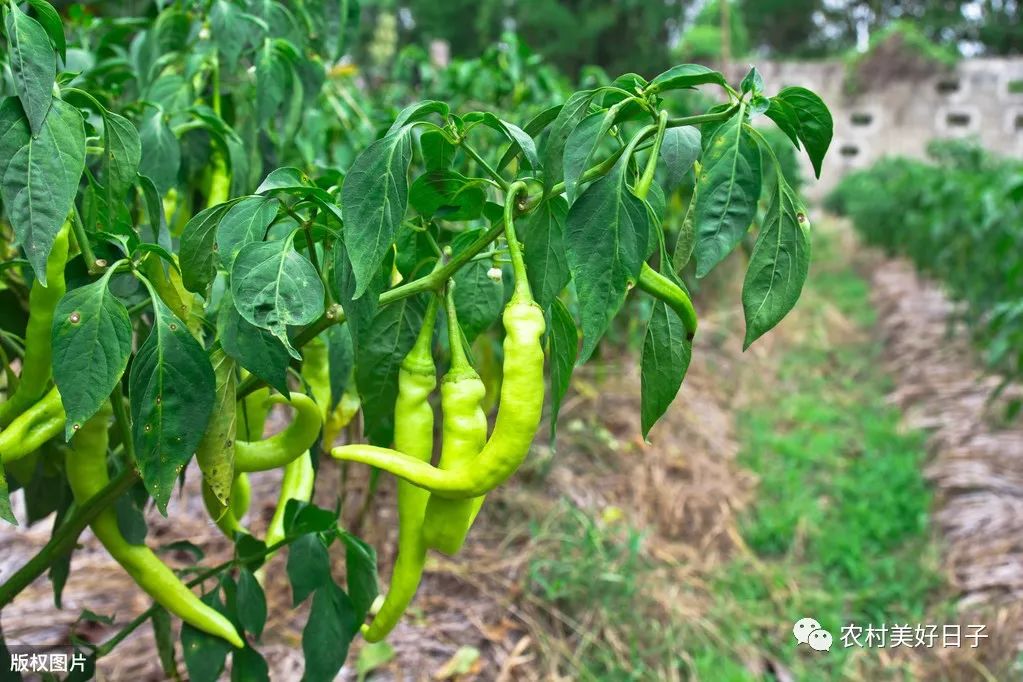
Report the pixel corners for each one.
[70,207,99,274]
[462,142,509,191]
[0,467,139,609]
[502,181,532,300]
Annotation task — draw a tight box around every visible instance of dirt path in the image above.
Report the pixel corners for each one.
[869,256,1023,645]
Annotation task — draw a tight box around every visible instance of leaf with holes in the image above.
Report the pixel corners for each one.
[230,234,325,359]
[52,270,133,440]
[129,293,215,514]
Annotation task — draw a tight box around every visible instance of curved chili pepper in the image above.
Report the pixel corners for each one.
[361,295,439,643]
[0,223,69,427]
[65,400,244,648]
[421,284,488,555]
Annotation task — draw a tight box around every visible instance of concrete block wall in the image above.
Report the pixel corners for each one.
[755,58,1023,200]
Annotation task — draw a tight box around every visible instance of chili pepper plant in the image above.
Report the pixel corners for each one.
[0,1,833,678]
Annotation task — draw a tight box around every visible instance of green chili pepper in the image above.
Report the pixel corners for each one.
[301,336,332,423]
[332,184,545,499]
[65,400,244,648]
[361,295,439,643]
[421,284,488,555]
[234,393,322,473]
[265,450,315,550]
[0,223,69,427]
[0,386,65,463]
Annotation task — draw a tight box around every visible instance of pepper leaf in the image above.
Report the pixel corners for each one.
[129,293,216,514]
[52,271,133,440]
[216,195,280,269]
[138,107,180,195]
[4,3,55,135]
[1,98,85,285]
[103,112,142,195]
[230,234,325,359]
[641,282,692,438]
[302,581,359,682]
[194,348,237,505]
[548,298,578,445]
[340,130,412,298]
[565,152,650,361]
[775,86,832,178]
[520,196,570,311]
[741,171,812,349]
[693,110,762,278]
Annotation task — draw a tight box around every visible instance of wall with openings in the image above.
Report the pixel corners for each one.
[754,58,1023,199]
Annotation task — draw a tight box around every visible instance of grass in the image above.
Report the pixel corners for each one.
[691,235,946,680]
[522,231,949,679]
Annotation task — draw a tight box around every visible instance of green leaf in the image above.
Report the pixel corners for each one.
[356,642,395,680]
[195,348,236,505]
[740,66,764,95]
[26,0,66,62]
[385,99,449,135]
[354,295,425,446]
[520,196,570,311]
[151,607,178,680]
[230,235,325,359]
[660,127,701,192]
[218,291,291,396]
[693,112,762,278]
[102,112,142,195]
[498,103,562,171]
[1,98,85,285]
[288,533,332,606]
[741,175,811,349]
[326,323,354,409]
[548,298,577,445]
[236,568,268,638]
[775,87,832,179]
[0,469,15,524]
[138,108,180,195]
[409,170,486,221]
[255,166,311,193]
[465,112,540,170]
[236,534,268,571]
[332,237,387,349]
[420,129,457,171]
[672,184,698,273]
[341,131,412,298]
[114,492,147,545]
[255,39,287,122]
[340,531,378,621]
[4,3,55,135]
[646,64,726,94]
[211,0,249,64]
[565,153,650,361]
[216,196,279,268]
[302,581,359,682]
[764,97,801,150]
[641,289,692,438]
[541,89,595,194]
[0,97,31,181]
[231,647,270,682]
[452,230,503,342]
[51,272,132,440]
[562,110,606,204]
[181,589,232,682]
[180,203,232,294]
[128,293,216,514]
[283,501,338,537]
